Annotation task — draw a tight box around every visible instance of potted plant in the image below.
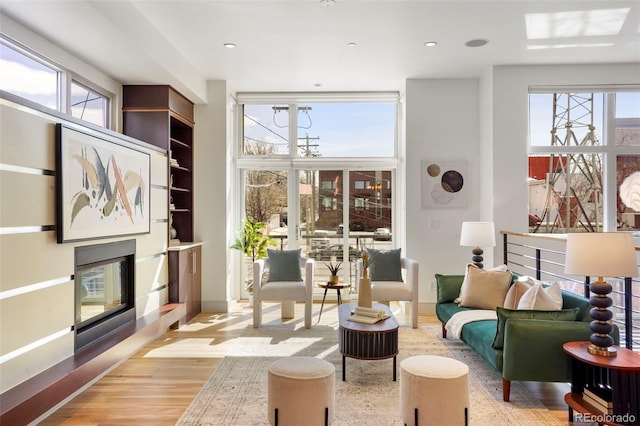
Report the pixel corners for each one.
[230,220,276,295]
[325,261,342,284]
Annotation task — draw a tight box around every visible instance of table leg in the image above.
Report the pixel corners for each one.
[317,287,329,323]
[393,355,397,381]
[337,289,342,305]
[342,355,346,381]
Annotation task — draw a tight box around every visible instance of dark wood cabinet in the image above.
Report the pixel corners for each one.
[168,244,202,325]
[123,85,200,324]
[123,85,194,242]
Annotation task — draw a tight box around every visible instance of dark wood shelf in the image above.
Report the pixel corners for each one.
[170,138,190,149]
[171,164,190,173]
[565,393,621,426]
[563,341,640,426]
[170,186,191,193]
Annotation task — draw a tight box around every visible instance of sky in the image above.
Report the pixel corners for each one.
[243,102,396,158]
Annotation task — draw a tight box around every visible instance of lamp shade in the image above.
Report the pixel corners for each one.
[565,233,638,278]
[460,222,496,247]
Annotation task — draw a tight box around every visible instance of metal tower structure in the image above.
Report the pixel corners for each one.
[534,93,603,233]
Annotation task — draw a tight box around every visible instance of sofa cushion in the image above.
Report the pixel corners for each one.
[267,249,302,282]
[492,306,581,349]
[367,248,403,281]
[435,274,465,303]
[458,264,512,310]
[460,319,501,372]
[561,291,593,322]
[517,282,562,310]
[503,278,534,309]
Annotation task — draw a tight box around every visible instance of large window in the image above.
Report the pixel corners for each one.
[528,90,640,233]
[1,36,112,129]
[236,93,400,297]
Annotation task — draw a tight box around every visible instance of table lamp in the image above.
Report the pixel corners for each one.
[459,222,496,269]
[564,232,639,357]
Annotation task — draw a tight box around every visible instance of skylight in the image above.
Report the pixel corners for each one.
[525,8,629,39]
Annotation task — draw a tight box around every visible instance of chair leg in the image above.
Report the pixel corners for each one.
[441,324,447,338]
[253,299,261,328]
[304,298,312,329]
[411,303,418,328]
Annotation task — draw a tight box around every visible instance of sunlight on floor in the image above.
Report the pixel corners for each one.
[143,337,236,358]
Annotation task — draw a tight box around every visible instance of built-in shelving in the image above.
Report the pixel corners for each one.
[122,85,194,243]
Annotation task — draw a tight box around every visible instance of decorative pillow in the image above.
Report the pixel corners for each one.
[492,306,580,349]
[517,282,562,310]
[267,249,302,282]
[367,248,403,281]
[435,274,465,304]
[503,277,535,309]
[457,264,512,310]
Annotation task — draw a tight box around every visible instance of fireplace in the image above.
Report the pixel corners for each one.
[74,240,136,351]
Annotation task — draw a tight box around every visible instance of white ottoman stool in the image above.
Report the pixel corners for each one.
[268,356,335,426]
[400,355,469,426]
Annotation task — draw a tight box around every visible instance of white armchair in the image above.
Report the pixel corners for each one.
[253,257,315,328]
[357,257,419,328]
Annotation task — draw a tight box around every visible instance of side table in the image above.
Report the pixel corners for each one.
[563,341,640,425]
[317,282,350,323]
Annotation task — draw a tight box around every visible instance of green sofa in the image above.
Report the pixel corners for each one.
[435,274,620,401]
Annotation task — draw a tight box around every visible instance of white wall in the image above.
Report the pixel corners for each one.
[406,79,486,309]
[193,81,230,311]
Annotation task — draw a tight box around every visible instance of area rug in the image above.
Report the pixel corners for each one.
[177,323,562,425]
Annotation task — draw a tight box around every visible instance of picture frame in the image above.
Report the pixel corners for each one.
[421,159,468,209]
[56,123,150,243]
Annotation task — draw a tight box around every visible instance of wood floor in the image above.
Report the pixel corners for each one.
[39,302,570,425]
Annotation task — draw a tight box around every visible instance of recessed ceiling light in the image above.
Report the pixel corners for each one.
[223,43,236,49]
[424,41,438,47]
[320,0,336,6]
[465,39,488,48]
[347,42,357,47]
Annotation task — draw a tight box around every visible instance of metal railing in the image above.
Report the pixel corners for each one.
[502,231,640,351]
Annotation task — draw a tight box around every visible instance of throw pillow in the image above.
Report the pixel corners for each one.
[492,306,580,349]
[267,249,302,282]
[457,264,512,310]
[517,282,562,310]
[367,248,403,281]
[503,277,535,309]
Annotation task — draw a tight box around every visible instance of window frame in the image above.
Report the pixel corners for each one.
[528,87,640,232]
[232,92,403,300]
[0,34,114,130]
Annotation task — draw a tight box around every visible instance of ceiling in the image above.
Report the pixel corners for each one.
[1,1,639,103]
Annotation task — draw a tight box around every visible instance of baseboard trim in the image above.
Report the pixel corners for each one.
[0,303,186,425]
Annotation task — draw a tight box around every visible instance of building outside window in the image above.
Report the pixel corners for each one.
[528,90,640,233]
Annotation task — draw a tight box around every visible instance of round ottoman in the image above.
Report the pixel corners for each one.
[268,356,335,425]
[400,355,469,426]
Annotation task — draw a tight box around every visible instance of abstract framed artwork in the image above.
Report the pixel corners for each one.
[56,124,150,243]
[421,159,468,208]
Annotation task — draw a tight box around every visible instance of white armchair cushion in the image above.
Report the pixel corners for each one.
[260,281,307,300]
[371,281,413,301]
